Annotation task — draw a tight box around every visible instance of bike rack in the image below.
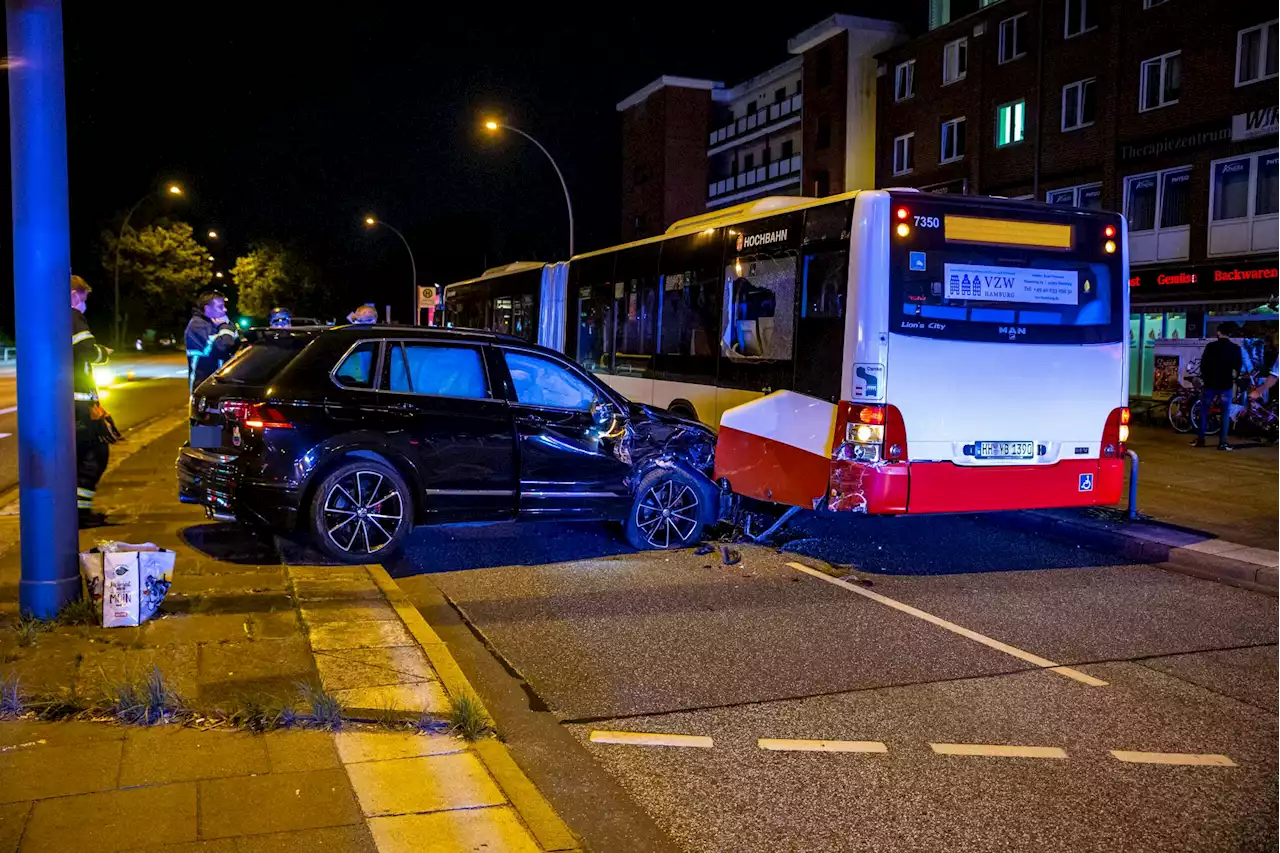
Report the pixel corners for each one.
[1125,449,1140,521]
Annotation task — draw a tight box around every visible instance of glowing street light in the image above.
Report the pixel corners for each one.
[115,183,183,347]
[215,271,224,279]
[481,118,574,258]
[207,230,218,239]
[363,215,418,325]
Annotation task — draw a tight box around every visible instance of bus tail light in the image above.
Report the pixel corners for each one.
[834,403,908,464]
[1102,407,1129,457]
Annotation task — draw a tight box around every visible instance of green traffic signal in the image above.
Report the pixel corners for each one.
[237,317,249,329]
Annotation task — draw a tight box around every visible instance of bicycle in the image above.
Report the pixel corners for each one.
[1166,377,1201,433]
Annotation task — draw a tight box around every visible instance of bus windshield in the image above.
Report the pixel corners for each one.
[889,199,1124,345]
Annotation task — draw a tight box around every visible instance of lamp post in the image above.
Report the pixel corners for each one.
[114,183,181,348]
[364,216,418,325]
[483,119,574,259]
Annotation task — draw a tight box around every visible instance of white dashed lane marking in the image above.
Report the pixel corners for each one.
[758,738,888,754]
[932,743,1068,759]
[1111,750,1237,767]
[784,561,1108,687]
[589,731,714,748]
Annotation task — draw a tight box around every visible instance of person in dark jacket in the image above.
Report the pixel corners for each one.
[71,275,116,525]
[185,291,239,393]
[1192,322,1243,450]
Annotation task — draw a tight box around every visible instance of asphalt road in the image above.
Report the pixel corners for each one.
[0,351,189,493]
[387,513,1279,853]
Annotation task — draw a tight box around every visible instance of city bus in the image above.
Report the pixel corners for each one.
[441,189,1130,515]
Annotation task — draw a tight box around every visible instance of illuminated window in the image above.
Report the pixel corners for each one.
[892,133,915,176]
[1236,20,1279,86]
[1140,51,1181,111]
[894,60,915,101]
[943,38,967,85]
[1208,149,1278,258]
[1062,79,1097,131]
[998,14,1026,64]
[996,101,1025,147]
[940,117,966,163]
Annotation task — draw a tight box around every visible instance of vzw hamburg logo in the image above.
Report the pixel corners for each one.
[737,229,788,251]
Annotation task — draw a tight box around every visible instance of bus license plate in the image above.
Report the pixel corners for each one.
[975,441,1034,460]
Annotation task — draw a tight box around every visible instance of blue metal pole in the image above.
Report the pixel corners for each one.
[1126,449,1140,521]
[8,0,79,618]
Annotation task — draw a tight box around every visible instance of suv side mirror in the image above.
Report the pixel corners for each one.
[590,398,615,427]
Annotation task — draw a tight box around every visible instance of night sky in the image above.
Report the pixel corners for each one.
[2,2,924,334]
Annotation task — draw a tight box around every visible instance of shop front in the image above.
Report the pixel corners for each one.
[1127,256,1278,397]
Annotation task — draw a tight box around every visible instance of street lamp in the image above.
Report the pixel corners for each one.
[114,183,182,348]
[363,215,418,325]
[207,230,218,239]
[214,271,224,279]
[482,119,574,258]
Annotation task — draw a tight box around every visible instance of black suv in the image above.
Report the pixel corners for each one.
[178,326,719,562]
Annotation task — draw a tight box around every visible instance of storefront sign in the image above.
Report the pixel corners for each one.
[1232,106,1279,142]
[1129,259,1279,292]
[1118,122,1231,163]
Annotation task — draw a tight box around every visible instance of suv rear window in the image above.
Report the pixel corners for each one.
[214,339,307,384]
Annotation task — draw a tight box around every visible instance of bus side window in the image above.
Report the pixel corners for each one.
[613,245,661,378]
[722,253,797,361]
[655,233,722,387]
[801,250,847,318]
[571,253,618,374]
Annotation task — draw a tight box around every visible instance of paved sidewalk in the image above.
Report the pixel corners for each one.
[993,423,1278,592]
[1,423,578,852]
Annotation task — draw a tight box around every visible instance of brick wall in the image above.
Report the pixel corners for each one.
[802,30,850,196]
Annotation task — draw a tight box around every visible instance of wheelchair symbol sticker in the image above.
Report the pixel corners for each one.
[1078,473,1094,492]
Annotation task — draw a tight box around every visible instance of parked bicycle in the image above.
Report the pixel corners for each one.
[1187,372,1279,442]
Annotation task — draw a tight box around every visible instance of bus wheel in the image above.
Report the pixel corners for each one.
[667,401,698,422]
[625,467,715,550]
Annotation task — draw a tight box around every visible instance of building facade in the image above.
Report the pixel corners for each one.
[617,14,903,242]
[876,0,1278,395]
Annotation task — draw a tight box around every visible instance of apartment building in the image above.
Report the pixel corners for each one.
[616,14,904,241]
[875,0,1278,394]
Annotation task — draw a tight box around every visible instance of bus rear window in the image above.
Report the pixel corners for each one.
[889,209,1123,345]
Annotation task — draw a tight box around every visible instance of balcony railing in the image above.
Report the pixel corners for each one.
[708,154,802,198]
[708,93,803,148]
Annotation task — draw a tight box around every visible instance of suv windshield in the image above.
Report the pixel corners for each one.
[215,338,308,384]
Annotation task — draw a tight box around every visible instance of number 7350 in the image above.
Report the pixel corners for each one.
[913,216,941,229]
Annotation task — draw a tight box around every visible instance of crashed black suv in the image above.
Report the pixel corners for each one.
[178,325,718,562]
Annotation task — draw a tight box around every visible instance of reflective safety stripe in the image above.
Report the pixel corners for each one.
[77,500,93,509]
[73,392,97,402]
[71,330,94,344]
[76,487,95,498]
[213,328,238,340]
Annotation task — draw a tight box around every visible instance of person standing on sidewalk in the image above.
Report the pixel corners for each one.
[1192,322,1243,451]
[71,275,117,526]
[185,291,240,394]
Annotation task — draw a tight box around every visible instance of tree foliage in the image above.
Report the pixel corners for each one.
[232,242,318,319]
[101,220,211,330]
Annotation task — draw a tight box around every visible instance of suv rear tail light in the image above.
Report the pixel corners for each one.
[1102,407,1129,457]
[243,404,294,430]
[224,400,293,430]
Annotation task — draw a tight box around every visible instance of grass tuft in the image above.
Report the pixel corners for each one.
[297,681,343,730]
[14,614,50,647]
[29,688,90,721]
[109,666,185,725]
[0,673,21,718]
[447,693,492,741]
[226,694,296,732]
[56,597,99,627]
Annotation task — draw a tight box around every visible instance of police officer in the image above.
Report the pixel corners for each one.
[269,307,292,328]
[70,275,115,526]
[185,291,239,393]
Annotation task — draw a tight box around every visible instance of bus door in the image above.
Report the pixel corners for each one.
[793,202,853,403]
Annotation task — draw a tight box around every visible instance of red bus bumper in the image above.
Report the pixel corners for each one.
[828,457,1124,514]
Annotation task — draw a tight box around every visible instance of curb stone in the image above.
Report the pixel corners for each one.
[987,510,1279,595]
[363,564,583,853]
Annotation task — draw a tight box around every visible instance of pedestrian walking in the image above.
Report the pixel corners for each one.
[1191,322,1243,451]
[70,275,116,526]
[185,291,239,393]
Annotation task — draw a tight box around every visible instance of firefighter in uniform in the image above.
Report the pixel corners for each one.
[185,291,240,393]
[71,275,116,526]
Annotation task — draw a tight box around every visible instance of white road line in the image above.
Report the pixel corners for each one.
[589,730,714,749]
[932,743,1068,759]
[1110,750,1237,767]
[758,738,888,754]
[784,561,1108,687]
[0,406,15,415]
